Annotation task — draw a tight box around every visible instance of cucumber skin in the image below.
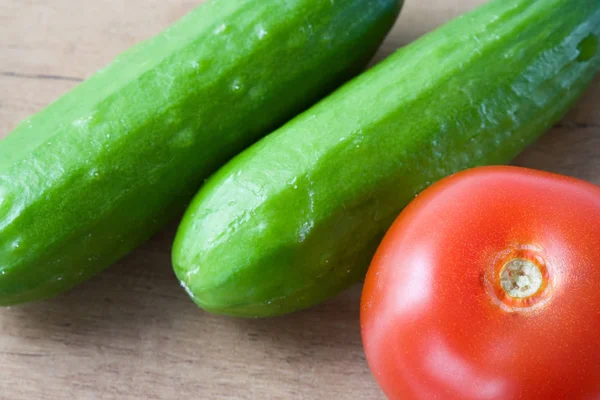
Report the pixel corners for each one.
[173,0,600,317]
[0,0,404,305]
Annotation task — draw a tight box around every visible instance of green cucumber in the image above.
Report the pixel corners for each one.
[172,0,600,317]
[0,0,404,305]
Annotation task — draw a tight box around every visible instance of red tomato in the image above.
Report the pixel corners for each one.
[360,166,600,400]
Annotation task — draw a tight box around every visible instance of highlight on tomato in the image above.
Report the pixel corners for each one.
[360,166,600,400]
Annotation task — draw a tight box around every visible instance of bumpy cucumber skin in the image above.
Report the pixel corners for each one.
[0,0,404,305]
[173,0,600,317]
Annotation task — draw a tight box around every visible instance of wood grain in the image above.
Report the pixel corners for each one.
[0,0,598,399]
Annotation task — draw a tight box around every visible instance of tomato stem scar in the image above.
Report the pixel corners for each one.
[484,244,553,312]
[500,259,543,298]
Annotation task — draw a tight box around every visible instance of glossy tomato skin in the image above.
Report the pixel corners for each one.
[360,166,600,400]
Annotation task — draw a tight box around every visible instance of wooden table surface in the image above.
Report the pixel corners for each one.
[1,1,599,399]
